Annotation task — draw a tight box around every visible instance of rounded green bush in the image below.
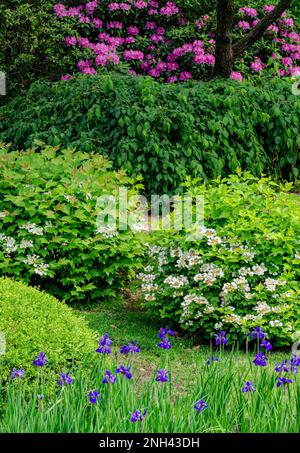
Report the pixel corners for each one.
[0,277,96,381]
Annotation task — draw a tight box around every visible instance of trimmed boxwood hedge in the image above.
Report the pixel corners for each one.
[0,277,96,382]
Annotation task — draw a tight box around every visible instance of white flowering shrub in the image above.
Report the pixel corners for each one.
[138,174,300,346]
[0,145,144,302]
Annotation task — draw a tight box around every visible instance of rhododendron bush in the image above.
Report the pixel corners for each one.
[53,0,300,83]
[138,174,300,346]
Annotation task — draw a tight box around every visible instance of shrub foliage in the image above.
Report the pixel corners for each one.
[0,74,299,193]
[138,173,300,346]
[0,277,96,381]
[0,145,144,302]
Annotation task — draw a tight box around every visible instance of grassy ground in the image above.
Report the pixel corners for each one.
[75,298,288,384]
[0,299,298,433]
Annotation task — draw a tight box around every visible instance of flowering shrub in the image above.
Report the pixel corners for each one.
[0,277,96,381]
[0,145,144,302]
[52,0,300,83]
[138,174,300,346]
[0,1,81,100]
[1,74,299,193]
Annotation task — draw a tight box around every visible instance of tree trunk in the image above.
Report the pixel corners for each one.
[213,0,235,78]
[233,0,293,58]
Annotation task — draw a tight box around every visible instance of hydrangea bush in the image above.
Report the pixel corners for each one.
[53,0,300,82]
[138,173,300,346]
[0,145,144,302]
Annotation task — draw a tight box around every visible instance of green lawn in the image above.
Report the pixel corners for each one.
[75,298,288,385]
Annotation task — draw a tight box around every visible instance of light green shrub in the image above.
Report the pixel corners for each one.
[0,277,96,381]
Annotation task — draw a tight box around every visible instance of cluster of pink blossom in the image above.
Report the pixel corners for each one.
[239,7,258,18]
[54,1,300,83]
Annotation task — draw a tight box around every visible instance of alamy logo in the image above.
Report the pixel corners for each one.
[291,71,300,96]
[0,72,6,96]
[0,331,6,356]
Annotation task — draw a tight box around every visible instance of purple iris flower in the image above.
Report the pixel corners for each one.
[96,333,112,354]
[242,381,256,393]
[130,409,147,423]
[289,354,300,373]
[58,372,72,386]
[253,352,268,367]
[261,339,273,351]
[158,326,174,339]
[120,341,140,355]
[277,377,293,388]
[275,360,289,374]
[32,352,48,367]
[194,399,208,413]
[103,370,117,384]
[252,327,265,340]
[214,331,227,346]
[207,355,219,365]
[157,337,172,349]
[88,389,100,404]
[11,368,25,379]
[115,365,132,379]
[155,369,169,383]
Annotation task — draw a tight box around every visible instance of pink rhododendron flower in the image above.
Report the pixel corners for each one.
[167,75,178,83]
[93,18,103,28]
[61,74,72,81]
[78,37,90,48]
[128,26,139,36]
[123,50,144,61]
[264,5,275,13]
[230,71,243,81]
[289,66,300,76]
[134,0,147,9]
[86,1,98,15]
[65,36,77,46]
[268,25,279,34]
[238,21,251,31]
[239,7,257,18]
[179,71,192,81]
[281,18,294,28]
[160,2,179,16]
[251,57,263,72]
[149,68,162,78]
[54,3,67,17]
[288,32,300,42]
[281,56,293,66]
[106,21,123,29]
[145,22,157,30]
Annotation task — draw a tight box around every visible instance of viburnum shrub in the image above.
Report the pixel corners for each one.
[53,1,300,82]
[0,145,145,302]
[137,173,300,346]
[1,74,299,193]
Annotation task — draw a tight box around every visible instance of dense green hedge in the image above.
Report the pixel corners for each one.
[0,277,96,382]
[1,73,299,193]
